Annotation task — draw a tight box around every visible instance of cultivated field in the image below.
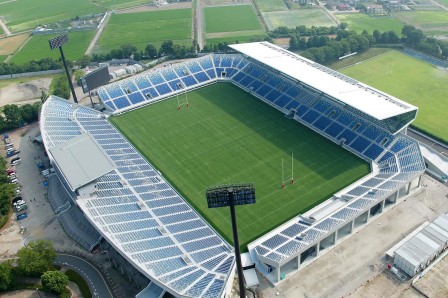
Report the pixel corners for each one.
[96,0,149,9]
[336,14,404,34]
[395,11,448,34]
[11,31,95,64]
[0,0,104,33]
[206,33,266,45]
[110,83,369,248]
[263,9,337,30]
[0,34,29,56]
[341,50,448,143]
[96,9,192,54]
[254,0,288,11]
[204,5,263,33]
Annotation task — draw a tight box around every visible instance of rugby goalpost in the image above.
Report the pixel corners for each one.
[177,83,189,110]
[281,153,294,189]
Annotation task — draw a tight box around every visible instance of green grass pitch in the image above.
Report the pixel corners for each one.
[96,9,192,54]
[0,0,104,33]
[340,50,448,143]
[336,14,404,34]
[204,5,263,33]
[262,9,337,30]
[10,31,95,65]
[110,83,369,249]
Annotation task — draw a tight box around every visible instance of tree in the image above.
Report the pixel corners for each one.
[121,44,137,58]
[41,271,69,294]
[17,240,56,276]
[339,22,348,30]
[0,261,13,291]
[145,44,158,58]
[19,104,35,123]
[159,40,174,57]
[40,90,48,103]
[289,35,299,50]
[78,55,91,68]
[2,104,22,128]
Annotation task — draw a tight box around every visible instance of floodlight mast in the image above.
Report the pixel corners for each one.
[206,183,256,298]
[48,33,78,103]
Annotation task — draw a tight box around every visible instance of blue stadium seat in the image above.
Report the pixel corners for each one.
[349,136,371,154]
[113,96,131,109]
[337,112,355,126]
[314,100,331,113]
[149,74,166,86]
[338,129,358,144]
[206,69,216,79]
[256,85,273,97]
[296,105,310,117]
[284,100,300,111]
[362,125,382,141]
[161,68,178,81]
[128,92,145,105]
[274,95,292,108]
[141,87,159,99]
[155,84,172,96]
[313,116,332,131]
[325,122,344,138]
[193,72,210,83]
[168,80,183,91]
[302,109,320,124]
[181,76,198,87]
[265,90,282,102]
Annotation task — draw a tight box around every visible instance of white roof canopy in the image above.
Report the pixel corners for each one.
[229,42,418,120]
[49,133,115,190]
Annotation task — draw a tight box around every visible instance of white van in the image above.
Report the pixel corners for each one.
[9,178,18,184]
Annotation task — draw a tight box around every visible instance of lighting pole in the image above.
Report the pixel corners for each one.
[206,183,256,298]
[48,33,78,103]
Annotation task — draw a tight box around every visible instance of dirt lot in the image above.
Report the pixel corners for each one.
[0,34,29,55]
[0,78,51,107]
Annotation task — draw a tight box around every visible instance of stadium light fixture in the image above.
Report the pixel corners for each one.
[48,33,78,103]
[206,183,256,298]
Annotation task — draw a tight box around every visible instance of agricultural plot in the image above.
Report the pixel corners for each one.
[336,14,404,34]
[263,9,337,30]
[254,0,288,11]
[11,31,95,65]
[206,33,266,45]
[204,5,263,33]
[395,11,448,34]
[110,83,369,248]
[95,0,149,9]
[341,50,448,143]
[0,0,104,33]
[96,9,192,54]
[0,34,29,56]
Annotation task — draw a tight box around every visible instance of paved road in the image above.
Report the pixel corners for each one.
[55,254,113,298]
[0,17,11,36]
[195,0,204,49]
[85,12,111,55]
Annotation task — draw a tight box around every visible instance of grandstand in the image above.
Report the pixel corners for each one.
[403,48,448,69]
[40,42,425,296]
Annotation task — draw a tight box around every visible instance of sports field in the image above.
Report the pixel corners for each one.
[263,9,337,30]
[11,31,95,65]
[0,0,104,33]
[255,0,288,11]
[341,50,448,143]
[96,9,192,54]
[110,83,369,248]
[204,5,263,33]
[395,11,448,34]
[336,14,403,34]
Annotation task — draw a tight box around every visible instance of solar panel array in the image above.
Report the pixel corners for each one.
[40,98,235,298]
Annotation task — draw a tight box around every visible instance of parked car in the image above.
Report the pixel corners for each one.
[15,204,27,212]
[10,157,21,165]
[16,213,27,220]
[6,149,20,157]
[6,168,15,175]
[5,143,13,150]
[9,178,18,184]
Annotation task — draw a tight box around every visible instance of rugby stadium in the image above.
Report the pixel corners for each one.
[40,42,426,297]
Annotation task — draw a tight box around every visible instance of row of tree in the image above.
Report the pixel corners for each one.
[0,240,69,295]
[294,25,448,65]
[0,58,66,76]
[270,24,343,38]
[0,157,15,224]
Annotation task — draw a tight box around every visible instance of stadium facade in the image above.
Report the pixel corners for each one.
[40,42,425,296]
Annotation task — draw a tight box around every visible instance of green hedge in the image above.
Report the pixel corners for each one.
[65,269,92,298]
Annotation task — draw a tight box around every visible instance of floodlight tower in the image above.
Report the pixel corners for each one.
[48,33,78,103]
[206,183,256,298]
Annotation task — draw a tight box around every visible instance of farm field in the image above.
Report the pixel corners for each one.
[341,50,448,143]
[11,31,95,65]
[110,83,369,248]
[95,0,149,9]
[0,34,29,56]
[0,0,104,33]
[395,11,448,34]
[96,9,192,54]
[204,5,263,33]
[263,9,337,30]
[254,0,288,11]
[336,14,404,34]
